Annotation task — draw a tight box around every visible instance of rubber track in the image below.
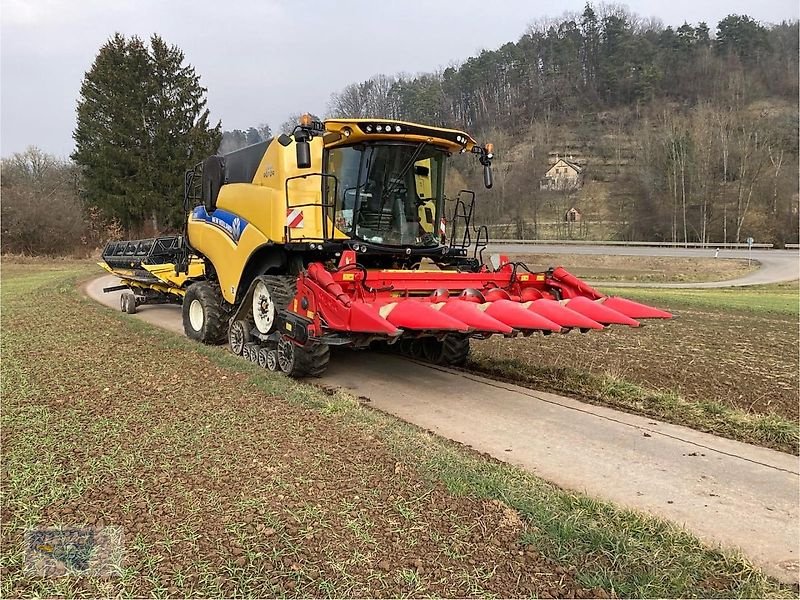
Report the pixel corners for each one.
[257,275,331,377]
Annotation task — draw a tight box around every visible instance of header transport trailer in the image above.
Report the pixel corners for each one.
[99,115,671,377]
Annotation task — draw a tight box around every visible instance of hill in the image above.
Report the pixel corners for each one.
[327,6,799,244]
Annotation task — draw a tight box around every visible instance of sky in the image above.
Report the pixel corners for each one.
[2,0,798,158]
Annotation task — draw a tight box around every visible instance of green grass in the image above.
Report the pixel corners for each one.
[467,357,799,455]
[600,283,800,316]
[1,263,795,598]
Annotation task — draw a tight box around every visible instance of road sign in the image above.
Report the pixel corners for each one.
[747,236,754,248]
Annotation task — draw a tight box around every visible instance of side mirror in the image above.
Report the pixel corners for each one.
[483,164,493,189]
[296,139,311,169]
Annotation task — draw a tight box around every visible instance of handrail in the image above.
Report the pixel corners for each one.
[284,173,339,243]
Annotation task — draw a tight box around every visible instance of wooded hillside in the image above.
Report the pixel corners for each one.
[328,6,799,244]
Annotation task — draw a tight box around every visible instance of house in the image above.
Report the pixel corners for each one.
[565,207,583,222]
[540,157,583,191]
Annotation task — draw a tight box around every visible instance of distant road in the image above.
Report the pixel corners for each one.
[487,243,800,288]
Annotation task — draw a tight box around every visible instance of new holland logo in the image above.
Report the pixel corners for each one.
[203,209,246,242]
[286,208,304,229]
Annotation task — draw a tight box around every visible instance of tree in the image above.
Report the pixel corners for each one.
[73,33,220,233]
[219,129,247,154]
[716,15,770,62]
[219,123,272,154]
[0,148,86,255]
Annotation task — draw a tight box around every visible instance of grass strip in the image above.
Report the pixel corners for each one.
[599,283,800,317]
[467,356,799,455]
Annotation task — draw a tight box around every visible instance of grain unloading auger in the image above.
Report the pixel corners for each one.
[99,115,671,377]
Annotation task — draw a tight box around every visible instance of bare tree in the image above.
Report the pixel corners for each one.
[732,122,769,242]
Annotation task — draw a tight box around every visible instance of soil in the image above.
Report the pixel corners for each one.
[508,253,757,283]
[2,273,604,598]
[472,304,799,420]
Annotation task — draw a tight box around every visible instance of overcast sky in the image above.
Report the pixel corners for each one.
[2,0,797,158]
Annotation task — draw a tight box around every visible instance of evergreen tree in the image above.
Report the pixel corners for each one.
[716,15,770,62]
[73,33,220,232]
[246,127,262,145]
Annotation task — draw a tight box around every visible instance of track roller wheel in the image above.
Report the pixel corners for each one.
[251,275,297,334]
[277,339,331,378]
[182,282,227,344]
[265,349,279,372]
[399,339,414,356]
[410,339,426,360]
[244,343,261,363]
[120,292,137,314]
[423,335,470,367]
[229,319,252,356]
[257,347,270,368]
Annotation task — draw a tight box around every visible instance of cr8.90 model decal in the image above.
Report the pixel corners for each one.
[191,206,248,243]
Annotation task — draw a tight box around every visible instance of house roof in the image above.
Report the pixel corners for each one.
[548,158,583,173]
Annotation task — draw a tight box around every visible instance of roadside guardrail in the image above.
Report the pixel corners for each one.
[489,240,776,249]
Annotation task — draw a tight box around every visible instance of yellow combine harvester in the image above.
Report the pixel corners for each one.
[100,116,670,376]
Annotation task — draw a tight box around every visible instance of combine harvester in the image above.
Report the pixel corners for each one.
[99,116,671,376]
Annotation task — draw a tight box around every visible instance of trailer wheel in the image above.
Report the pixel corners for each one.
[182,282,226,344]
[423,335,470,367]
[126,294,138,314]
[229,320,252,356]
[277,339,330,378]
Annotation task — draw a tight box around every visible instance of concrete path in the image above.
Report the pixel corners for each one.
[488,243,800,288]
[85,275,800,583]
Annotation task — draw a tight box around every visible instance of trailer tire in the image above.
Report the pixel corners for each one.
[182,282,226,345]
[277,339,330,378]
[126,293,138,314]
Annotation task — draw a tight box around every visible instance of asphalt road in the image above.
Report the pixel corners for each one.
[487,243,800,288]
[85,274,800,583]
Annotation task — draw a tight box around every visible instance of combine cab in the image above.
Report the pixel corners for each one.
[99,116,671,377]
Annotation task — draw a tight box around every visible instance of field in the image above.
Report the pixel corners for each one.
[1,260,794,598]
[470,282,799,453]
[508,253,757,283]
